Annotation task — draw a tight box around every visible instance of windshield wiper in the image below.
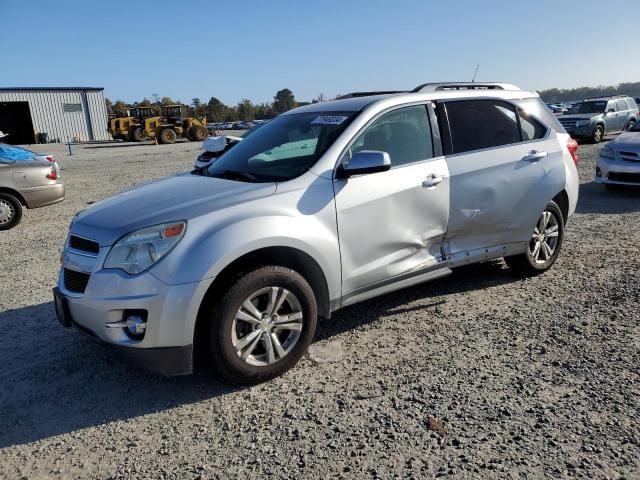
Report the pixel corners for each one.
[209,169,259,183]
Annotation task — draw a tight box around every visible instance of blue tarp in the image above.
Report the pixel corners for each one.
[0,144,37,161]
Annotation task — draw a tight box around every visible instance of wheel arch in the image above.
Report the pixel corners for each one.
[0,187,27,207]
[552,189,569,225]
[192,246,332,363]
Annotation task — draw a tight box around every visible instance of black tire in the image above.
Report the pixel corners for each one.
[207,266,318,385]
[190,125,208,142]
[591,125,604,144]
[128,126,144,142]
[0,193,23,231]
[158,128,177,144]
[504,200,564,276]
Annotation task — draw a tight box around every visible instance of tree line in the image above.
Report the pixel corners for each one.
[539,82,640,103]
[105,88,315,122]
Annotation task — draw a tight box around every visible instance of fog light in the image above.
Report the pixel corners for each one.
[596,167,602,177]
[106,309,147,340]
[126,315,147,335]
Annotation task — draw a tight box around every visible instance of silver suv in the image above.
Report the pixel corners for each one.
[558,96,639,143]
[54,83,580,384]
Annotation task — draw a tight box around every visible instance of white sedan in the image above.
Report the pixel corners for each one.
[595,123,640,190]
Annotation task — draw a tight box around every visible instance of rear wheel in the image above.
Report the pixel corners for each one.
[158,128,177,144]
[591,125,604,143]
[505,201,564,276]
[190,125,208,141]
[625,120,636,131]
[207,266,318,385]
[0,193,23,230]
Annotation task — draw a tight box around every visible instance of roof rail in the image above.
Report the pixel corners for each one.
[412,82,522,93]
[338,91,406,99]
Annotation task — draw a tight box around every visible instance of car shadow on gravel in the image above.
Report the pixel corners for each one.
[0,302,243,449]
[576,182,640,215]
[0,261,516,449]
[316,260,514,341]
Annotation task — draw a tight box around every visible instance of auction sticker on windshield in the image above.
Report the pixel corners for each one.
[311,115,349,125]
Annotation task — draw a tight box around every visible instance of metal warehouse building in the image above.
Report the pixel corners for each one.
[0,87,110,144]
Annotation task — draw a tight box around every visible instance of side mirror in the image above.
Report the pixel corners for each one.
[339,150,391,178]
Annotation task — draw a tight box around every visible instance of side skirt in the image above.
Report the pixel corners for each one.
[339,264,452,309]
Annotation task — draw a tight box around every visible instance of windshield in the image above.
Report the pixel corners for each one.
[206,111,357,182]
[568,101,607,115]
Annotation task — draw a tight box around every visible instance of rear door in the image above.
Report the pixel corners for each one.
[439,98,566,255]
[334,104,449,296]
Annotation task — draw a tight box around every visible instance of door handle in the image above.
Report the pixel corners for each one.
[422,174,444,188]
[522,150,548,162]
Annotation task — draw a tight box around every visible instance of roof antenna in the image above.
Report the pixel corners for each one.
[471,64,480,83]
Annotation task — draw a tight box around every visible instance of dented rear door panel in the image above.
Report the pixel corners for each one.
[444,138,565,254]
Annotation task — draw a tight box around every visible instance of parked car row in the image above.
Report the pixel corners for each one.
[206,119,270,134]
[0,139,65,230]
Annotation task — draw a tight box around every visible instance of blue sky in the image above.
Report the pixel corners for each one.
[1,0,639,105]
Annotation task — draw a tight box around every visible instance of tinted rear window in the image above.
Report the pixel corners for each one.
[514,97,565,133]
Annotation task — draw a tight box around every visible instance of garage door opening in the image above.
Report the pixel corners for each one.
[0,102,35,145]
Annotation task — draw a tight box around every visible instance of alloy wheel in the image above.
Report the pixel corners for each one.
[231,286,304,366]
[529,210,560,265]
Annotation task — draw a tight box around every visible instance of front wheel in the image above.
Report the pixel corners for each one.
[505,201,564,276]
[208,266,318,384]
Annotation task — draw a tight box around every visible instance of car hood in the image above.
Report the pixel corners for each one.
[559,113,600,120]
[72,172,276,245]
[610,132,640,149]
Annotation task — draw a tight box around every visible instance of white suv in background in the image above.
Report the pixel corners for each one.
[55,82,579,384]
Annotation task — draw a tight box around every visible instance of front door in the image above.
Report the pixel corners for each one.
[334,105,449,296]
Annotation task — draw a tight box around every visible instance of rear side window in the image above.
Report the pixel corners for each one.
[627,98,638,110]
[350,105,433,167]
[514,97,565,133]
[616,100,628,111]
[444,100,520,154]
[519,110,547,141]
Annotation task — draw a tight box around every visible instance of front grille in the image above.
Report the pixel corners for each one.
[608,172,640,183]
[63,268,90,294]
[619,151,640,162]
[69,235,99,254]
[559,118,577,129]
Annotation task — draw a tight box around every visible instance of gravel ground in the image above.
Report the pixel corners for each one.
[0,138,639,479]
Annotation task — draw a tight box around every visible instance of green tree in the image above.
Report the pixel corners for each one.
[206,97,226,122]
[237,99,255,121]
[105,98,114,114]
[191,97,206,118]
[273,88,296,114]
[112,100,129,117]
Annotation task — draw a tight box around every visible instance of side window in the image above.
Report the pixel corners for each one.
[349,105,433,167]
[616,99,628,112]
[607,102,617,112]
[519,110,547,141]
[445,100,521,154]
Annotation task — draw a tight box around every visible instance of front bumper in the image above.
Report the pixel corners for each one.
[595,153,640,185]
[56,255,208,375]
[564,124,594,138]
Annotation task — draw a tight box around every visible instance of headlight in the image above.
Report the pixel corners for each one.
[600,146,614,160]
[104,221,186,274]
[576,119,590,127]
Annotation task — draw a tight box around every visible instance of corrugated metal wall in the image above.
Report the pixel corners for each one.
[0,89,110,142]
